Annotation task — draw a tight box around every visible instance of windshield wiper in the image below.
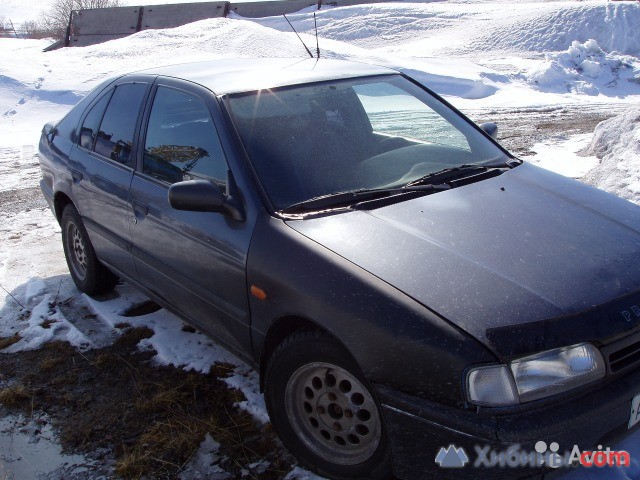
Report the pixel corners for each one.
[405,161,515,188]
[280,184,450,213]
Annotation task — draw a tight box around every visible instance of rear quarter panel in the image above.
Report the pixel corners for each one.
[38,77,121,219]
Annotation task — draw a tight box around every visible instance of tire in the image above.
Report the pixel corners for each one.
[61,204,118,296]
[265,330,393,480]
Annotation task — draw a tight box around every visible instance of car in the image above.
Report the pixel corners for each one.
[39,58,640,480]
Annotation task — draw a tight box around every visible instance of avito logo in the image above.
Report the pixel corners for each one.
[435,445,469,468]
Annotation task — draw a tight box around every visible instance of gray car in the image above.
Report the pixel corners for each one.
[39,58,640,480]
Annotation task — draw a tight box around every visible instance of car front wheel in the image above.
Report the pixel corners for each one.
[61,204,118,296]
[265,330,392,480]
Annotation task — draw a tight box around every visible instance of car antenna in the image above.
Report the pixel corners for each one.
[283,14,314,59]
[313,12,320,58]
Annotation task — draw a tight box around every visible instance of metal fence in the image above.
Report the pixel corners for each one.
[66,0,386,47]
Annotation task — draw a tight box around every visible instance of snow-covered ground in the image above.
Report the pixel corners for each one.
[1,0,640,478]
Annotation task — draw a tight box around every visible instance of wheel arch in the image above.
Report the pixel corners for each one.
[54,191,74,223]
[259,314,351,391]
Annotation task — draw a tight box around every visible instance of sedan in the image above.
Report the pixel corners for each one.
[39,58,640,480]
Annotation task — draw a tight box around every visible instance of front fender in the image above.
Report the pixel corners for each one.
[247,213,496,407]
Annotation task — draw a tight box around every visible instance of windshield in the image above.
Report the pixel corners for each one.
[225,74,509,210]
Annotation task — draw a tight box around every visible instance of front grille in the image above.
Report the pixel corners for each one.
[603,330,640,374]
[608,339,640,373]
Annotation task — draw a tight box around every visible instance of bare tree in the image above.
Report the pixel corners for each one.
[0,17,17,38]
[39,0,122,39]
[20,20,50,39]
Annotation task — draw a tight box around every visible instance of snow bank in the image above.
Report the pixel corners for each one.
[249,1,640,105]
[582,107,640,205]
[526,39,640,95]
[257,2,640,57]
[483,2,640,56]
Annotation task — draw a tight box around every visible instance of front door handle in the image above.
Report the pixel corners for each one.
[132,200,149,221]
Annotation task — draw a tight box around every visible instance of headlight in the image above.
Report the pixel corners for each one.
[466,343,605,407]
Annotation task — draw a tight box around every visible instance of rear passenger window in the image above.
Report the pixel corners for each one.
[143,86,228,188]
[79,92,111,150]
[94,83,147,165]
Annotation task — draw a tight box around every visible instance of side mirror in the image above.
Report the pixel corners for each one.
[42,122,57,144]
[479,122,498,140]
[168,179,244,221]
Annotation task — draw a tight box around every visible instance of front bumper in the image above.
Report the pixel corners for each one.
[375,365,640,480]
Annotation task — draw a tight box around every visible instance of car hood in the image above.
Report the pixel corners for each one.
[286,163,640,356]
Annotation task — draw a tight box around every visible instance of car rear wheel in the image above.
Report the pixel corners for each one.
[61,204,118,295]
[265,330,392,480]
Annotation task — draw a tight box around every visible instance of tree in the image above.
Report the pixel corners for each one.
[0,17,16,38]
[20,20,49,39]
[39,0,121,39]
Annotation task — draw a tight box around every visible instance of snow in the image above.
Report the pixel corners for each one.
[284,467,328,480]
[255,1,640,57]
[1,0,640,478]
[525,39,640,96]
[179,434,231,480]
[582,106,640,205]
[2,289,90,352]
[223,367,269,425]
[526,133,600,179]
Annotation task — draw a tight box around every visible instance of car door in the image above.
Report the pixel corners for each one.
[70,77,151,277]
[129,78,252,355]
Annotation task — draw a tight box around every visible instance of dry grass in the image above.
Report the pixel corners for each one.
[0,328,288,479]
[94,352,115,366]
[114,326,154,347]
[0,384,30,407]
[40,319,56,329]
[39,356,62,372]
[0,333,21,350]
[135,386,191,413]
[115,417,212,479]
[116,448,153,479]
[48,339,75,352]
[117,375,240,479]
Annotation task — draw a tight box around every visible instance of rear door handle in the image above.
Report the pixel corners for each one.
[71,169,83,183]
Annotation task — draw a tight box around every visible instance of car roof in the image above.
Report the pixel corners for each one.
[133,58,397,95]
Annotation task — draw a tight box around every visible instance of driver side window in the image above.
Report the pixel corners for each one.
[143,86,228,189]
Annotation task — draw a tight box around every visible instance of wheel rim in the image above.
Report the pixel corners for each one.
[66,221,87,280]
[285,362,382,466]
